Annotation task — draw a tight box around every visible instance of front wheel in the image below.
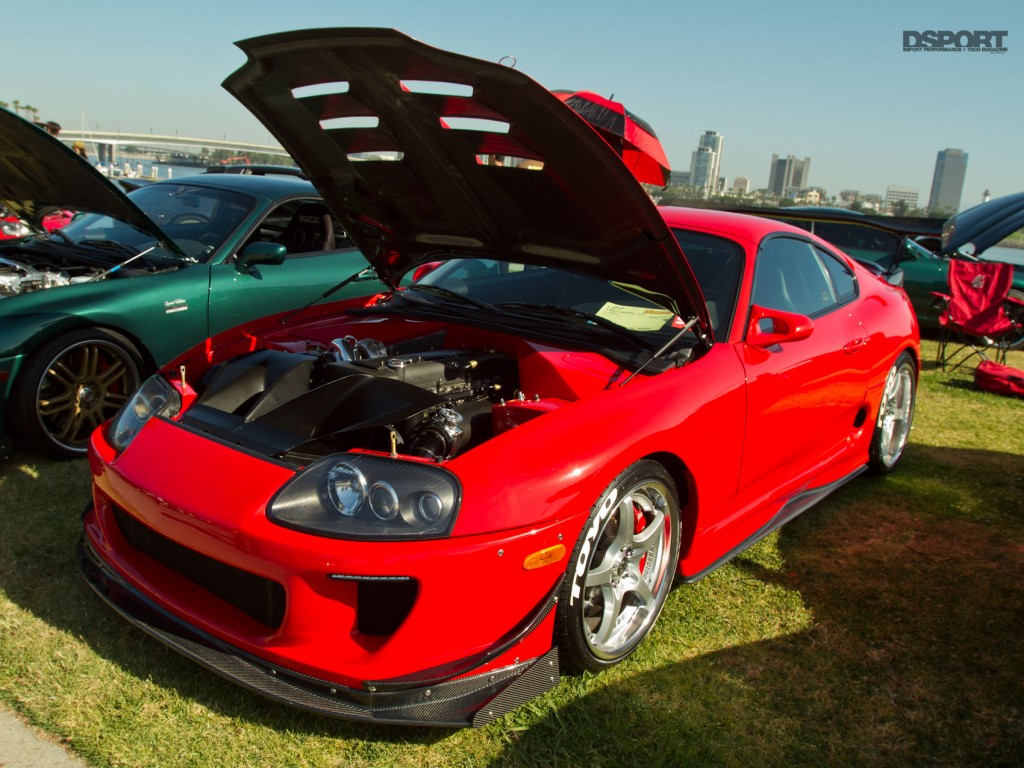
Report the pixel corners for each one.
[869,351,917,474]
[556,460,681,673]
[10,328,143,458]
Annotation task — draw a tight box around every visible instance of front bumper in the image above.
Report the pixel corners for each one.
[78,536,560,727]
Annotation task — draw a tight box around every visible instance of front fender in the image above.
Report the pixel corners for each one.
[447,345,746,541]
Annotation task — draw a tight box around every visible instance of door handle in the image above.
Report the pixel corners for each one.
[843,338,870,354]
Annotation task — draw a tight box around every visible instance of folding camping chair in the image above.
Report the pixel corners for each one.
[932,259,1024,371]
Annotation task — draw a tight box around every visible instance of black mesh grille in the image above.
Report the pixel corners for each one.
[113,506,286,629]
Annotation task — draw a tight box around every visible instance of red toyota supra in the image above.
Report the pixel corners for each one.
[79,28,920,727]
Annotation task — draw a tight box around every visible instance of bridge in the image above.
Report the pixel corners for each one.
[56,129,290,163]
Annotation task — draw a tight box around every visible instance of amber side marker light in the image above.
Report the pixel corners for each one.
[523,544,566,570]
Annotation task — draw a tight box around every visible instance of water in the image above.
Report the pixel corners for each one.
[984,245,1024,266]
[98,158,228,181]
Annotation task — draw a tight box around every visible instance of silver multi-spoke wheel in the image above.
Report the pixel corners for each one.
[870,352,916,473]
[558,461,680,672]
[12,329,143,457]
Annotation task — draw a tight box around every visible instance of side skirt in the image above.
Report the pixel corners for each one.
[679,465,867,584]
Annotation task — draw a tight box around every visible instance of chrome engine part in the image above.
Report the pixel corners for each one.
[0,257,72,296]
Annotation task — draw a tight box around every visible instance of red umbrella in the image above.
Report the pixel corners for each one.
[553,90,671,186]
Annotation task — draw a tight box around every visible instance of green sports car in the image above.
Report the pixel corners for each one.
[0,109,381,458]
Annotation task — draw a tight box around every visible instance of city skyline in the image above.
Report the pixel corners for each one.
[6,0,1021,212]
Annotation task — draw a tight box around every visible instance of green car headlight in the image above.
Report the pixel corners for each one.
[268,454,461,540]
[108,375,181,452]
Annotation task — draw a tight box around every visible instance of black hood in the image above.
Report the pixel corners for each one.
[222,28,708,326]
[0,108,175,248]
[942,191,1024,256]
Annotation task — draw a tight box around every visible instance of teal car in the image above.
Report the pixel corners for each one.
[0,110,381,458]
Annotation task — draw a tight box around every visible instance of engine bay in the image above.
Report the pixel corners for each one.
[179,330,566,465]
[0,253,112,297]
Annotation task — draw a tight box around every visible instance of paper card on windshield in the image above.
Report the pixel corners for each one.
[596,302,674,332]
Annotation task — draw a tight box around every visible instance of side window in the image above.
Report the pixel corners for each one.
[817,247,857,304]
[241,199,344,257]
[752,238,837,317]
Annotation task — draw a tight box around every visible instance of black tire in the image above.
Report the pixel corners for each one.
[10,328,143,458]
[556,460,681,673]
[868,351,916,474]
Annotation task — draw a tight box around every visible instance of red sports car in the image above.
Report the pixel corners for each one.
[79,28,920,727]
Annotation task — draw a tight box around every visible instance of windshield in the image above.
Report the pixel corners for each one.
[59,183,257,263]
[414,259,690,346]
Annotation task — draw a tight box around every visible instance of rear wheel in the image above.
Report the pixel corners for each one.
[10,328,143,458]
[556,460,681,673]
[869,351,916,473]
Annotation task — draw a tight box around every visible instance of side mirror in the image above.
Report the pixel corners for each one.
[746,304,814,348]
[238,242,286,270]
[885,267,905,288]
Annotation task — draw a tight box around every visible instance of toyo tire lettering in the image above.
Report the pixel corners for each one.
[556,460,681,673]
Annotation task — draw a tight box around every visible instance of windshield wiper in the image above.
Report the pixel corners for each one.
[620,316,700,385]
[49,228,74,245]
[279,266,379,325]
[80,239,138,256]
[497,302,650,350]
[405,283,498,312]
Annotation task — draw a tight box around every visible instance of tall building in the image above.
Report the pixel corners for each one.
[690,130,723,196]
[732,176,750,196]
[928,149,968,213]
[768,154,811,197]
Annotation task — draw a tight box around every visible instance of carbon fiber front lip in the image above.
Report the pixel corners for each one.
[77,537,559,727]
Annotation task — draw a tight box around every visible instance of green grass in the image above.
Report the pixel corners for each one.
[2,339,1023,767]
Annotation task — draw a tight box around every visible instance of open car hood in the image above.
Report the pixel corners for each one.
[223,28,708,327]
[0,108,179,252]
[942,191,1024,256]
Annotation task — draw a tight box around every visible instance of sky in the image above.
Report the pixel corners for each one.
[6,0,1022,210]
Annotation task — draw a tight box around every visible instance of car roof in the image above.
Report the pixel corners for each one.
[658,206,815,245]
[163,172,319,199]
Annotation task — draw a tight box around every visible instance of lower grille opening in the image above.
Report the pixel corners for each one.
[113,505,286,629]
[358,579,418,635]
[328,575,418,636]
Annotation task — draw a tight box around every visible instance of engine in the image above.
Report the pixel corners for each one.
[0,257,70,296]
[0,256,99,297]
[181,335,520,464]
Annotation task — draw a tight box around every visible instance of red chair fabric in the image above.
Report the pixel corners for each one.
[934,260,1023,371]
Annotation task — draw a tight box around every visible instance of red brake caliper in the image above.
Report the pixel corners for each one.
[633,502,648,573]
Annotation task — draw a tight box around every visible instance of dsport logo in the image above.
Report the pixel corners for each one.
[903,30,1008,53]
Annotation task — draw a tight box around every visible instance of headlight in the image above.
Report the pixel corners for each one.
[108,375,181,452]
[0,220,31,239]
[268,454,461,540]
